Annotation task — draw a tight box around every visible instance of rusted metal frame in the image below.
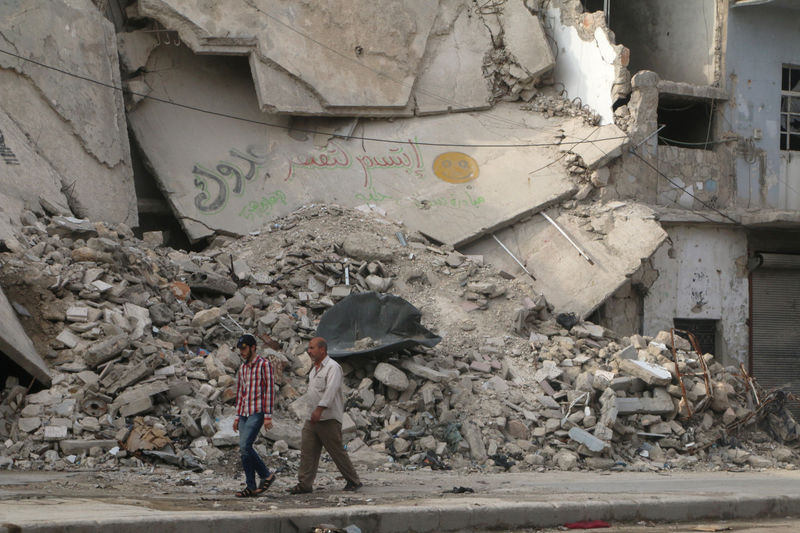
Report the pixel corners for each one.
[739,362,761,408]
[669,328,693,418]
[669,328,715,418]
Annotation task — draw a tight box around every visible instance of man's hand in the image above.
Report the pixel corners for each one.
[233,417,239,432]
[310,406,324,424]
[263,418,273,430]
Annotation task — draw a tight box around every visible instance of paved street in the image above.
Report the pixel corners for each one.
[2,469,800,532]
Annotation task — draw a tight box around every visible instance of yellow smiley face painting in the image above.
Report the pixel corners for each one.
[432,152,479,184]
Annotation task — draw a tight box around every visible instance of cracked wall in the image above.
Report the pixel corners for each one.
[644,225,749,365]
[543,0,630,125]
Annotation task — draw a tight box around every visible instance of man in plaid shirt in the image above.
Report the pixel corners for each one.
[233,334,276,497]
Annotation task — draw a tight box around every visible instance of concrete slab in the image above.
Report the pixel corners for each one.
[414,0,493,115]
[137,0,438,115]
[129,45,602,245]
[502,0,555,82]
[0,286,51,385]
[0,0,137,226]
[0,109,71,234]
[461,202,667,318]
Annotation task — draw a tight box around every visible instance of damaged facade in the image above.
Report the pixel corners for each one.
[0,0,799,476]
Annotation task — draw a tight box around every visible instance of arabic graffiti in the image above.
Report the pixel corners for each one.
[412,189,485,210]
[239,190,287,221]
[285,139,424,187]
[0,129,20,166]
[192,145,268,214]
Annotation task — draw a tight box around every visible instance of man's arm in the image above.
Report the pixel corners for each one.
[233,368,243,432]
[262,359,273,429]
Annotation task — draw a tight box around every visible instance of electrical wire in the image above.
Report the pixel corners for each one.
[0,47,627,149]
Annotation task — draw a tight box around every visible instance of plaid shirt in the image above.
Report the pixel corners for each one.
[236,356,274,418]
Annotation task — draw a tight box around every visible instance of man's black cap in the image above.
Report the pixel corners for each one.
[236,334,257,348]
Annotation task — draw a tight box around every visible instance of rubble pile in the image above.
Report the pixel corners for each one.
[0,206,798,476]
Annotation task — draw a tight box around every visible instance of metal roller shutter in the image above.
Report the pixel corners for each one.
[751,256,800,418]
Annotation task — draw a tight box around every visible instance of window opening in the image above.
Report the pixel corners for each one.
[657,95,715,151]
[781,65,800,151]
[673,318,717,355]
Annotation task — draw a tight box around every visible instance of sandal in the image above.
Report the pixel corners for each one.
[258,474,276,492]
[235,487,261,498]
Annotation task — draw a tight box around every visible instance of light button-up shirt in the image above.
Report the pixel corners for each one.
[305,356,344,423]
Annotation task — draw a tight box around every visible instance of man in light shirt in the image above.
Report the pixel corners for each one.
[287,336,362,494]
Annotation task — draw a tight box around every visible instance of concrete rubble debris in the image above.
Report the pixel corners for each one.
[0,205,797,480]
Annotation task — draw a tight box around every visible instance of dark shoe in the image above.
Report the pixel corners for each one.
[287,485,312,494]
[235,487,261,498]
[343,481,363,492]
[258,473,276,493]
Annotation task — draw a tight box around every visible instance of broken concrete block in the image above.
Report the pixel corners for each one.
[60,440,118,455]
[616,387,675,415]
[461,421,487,462]
[619,359,672,386]
[66,306,90,322]
[181,413,202,439]
[568,426,607,453]
[374,362,409,391]
[84,334,131,368]
[400,360,454,382]
[18,417,41,433]
[200,411,216,437]
[44,425,69,441]
[470,361,493,374]
[191,307,222,328]
[188,271,237,297]
[56,329,80,349]
[211,416,238,446]
[654,330,691,352]
[614,345,637,361]
[120,396,154,417]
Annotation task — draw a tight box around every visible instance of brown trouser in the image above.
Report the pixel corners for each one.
[297,419,360,491]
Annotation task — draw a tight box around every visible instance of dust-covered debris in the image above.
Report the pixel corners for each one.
[0,205,798,479]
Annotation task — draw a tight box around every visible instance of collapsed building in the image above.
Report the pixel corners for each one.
[0,0,800,476]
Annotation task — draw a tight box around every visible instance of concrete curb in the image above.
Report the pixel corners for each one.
[5,494,800,533]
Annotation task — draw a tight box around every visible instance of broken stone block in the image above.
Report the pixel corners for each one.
[506,419,529,440]
[619,359,672,386]
[374,362,409,391]
[555,449,579,470]
[66,306,90,322]
[483,376,509,393]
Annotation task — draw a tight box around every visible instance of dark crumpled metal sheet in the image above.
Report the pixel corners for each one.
[316,292,441,358]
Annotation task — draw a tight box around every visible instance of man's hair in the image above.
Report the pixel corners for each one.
[313,337,327,350]
[236,334,257,348]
